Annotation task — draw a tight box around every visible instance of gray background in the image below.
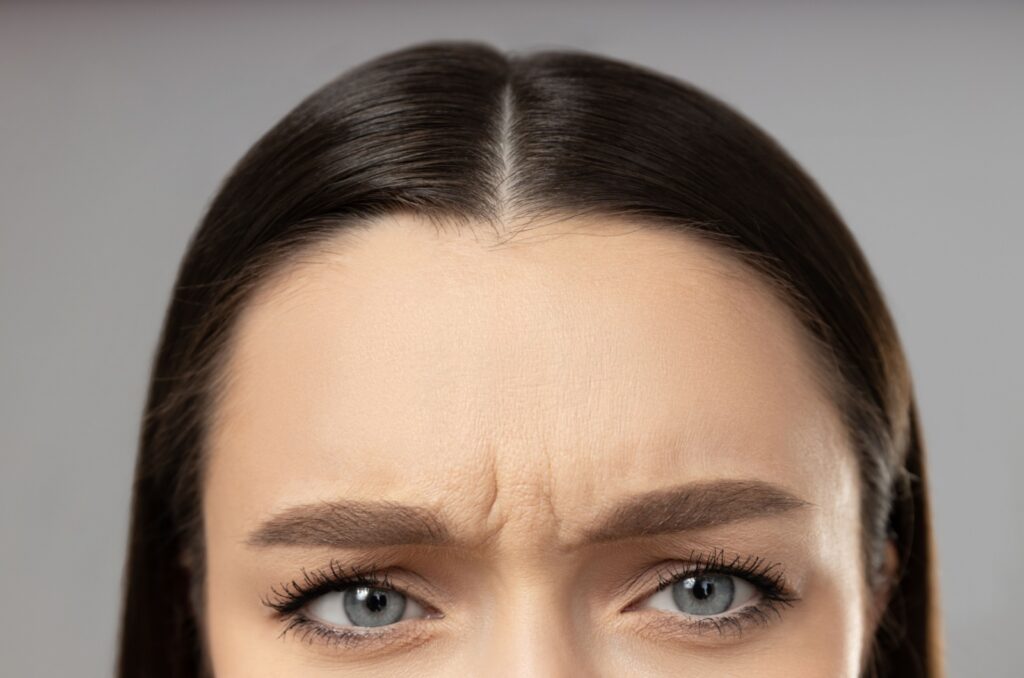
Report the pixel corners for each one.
[1,1,1021,676]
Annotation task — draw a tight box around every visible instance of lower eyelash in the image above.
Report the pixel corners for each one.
[280,612,406,648]
[680,595,795,637]
[267,550,796,648]
[639,548,800,638]
[265,561,436,650]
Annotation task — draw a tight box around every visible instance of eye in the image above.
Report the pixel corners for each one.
[640,573,759,617]
[305,585,427,628]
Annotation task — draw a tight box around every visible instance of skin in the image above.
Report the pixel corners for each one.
[201,212,889,676]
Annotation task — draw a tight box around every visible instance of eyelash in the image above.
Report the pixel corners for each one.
[629,548,800,638]
[263,549,799,648]
[262,560,421,648]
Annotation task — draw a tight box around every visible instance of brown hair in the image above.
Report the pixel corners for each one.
[117,40,942,677]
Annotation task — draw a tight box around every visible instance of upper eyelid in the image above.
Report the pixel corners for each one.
[264,564,440,618]
[654,562,780,590]
[268,561,797,653]
[264,567,393,614]
[617,552,791,609]
[623,567,799,641]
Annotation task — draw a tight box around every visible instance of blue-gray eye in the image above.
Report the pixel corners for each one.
[673,575,734,615]
[643,573,758,617]
[306,586,425,628]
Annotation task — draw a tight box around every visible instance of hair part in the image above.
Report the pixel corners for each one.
[118,40,940,677]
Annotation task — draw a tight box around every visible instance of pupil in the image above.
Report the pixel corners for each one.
[363,588,388,613]
[692,577,715,600]
[672,574,735,616]
[344,586,406,626]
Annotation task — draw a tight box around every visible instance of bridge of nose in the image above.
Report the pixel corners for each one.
[466,559,597,678]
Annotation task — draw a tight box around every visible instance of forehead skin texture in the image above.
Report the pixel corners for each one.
[201,212,869,677]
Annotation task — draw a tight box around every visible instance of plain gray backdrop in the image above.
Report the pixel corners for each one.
[2,1,1021,676]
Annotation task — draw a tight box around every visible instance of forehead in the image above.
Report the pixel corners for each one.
[206,213,853,542]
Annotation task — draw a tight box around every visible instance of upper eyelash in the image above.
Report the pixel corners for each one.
[649,547,793,598]
[636,547,800,637]
[261,559,397,618]
[262,561,420,649]
[264,548,798,646]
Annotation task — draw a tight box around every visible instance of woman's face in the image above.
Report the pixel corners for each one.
[201,213,875,676]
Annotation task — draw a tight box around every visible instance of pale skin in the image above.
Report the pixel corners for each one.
[200,212,894,676]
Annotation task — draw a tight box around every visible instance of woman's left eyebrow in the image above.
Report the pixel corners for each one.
[572,479,812,547]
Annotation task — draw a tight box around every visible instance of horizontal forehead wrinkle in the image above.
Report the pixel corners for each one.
[246,500,451,549]
[577,479,812,546]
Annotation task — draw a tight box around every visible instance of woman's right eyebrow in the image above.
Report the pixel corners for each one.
[245,479,810,551]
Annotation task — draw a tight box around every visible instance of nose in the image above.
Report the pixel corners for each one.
[472,580,594,678]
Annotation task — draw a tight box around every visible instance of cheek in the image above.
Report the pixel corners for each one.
[609,564,868,678]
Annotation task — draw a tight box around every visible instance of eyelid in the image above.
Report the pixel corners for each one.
[266,563,445,654]
[619,550,800,639]
[620,550,797,615]
[281,613,436,655]
[304,586,429,628]
[630,596,794,642]
[262,561,442,620]
[639,573,759,615]
[266,550,797,651]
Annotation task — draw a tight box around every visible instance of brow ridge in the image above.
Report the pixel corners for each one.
[577,478,811,545]
[245,479,810,551]
[246,499,450,549]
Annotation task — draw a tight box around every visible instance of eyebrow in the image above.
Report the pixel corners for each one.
[246,479,810,550]
[575,479,811,545]
[246,500,450,548]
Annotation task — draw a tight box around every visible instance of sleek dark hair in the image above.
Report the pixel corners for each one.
[118,40,942,677]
